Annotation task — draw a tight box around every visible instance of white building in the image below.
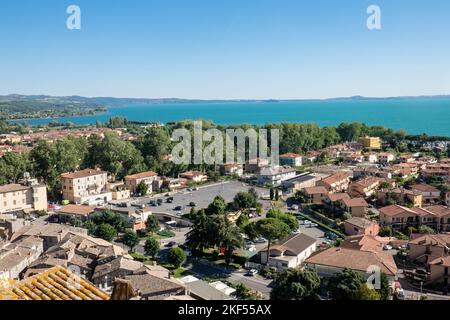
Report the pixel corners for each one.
[259,233,317,270]
[257,166,297,186]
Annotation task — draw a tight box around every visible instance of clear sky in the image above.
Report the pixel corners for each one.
[0,0,449,99]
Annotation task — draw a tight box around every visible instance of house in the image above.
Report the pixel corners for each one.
[124,171,160,195]
[279,153,303,167]
[92,256,144,289]
[379,205,450,231]
[446,191,450,207]
[408,233,450,263]
[56,204,97,222]
[429,256,450,286]
[10,223,87,251]
[162,177,182,191]
[244,158,269,173]
[359,136,381,150]
[0,236,44,279]
[378,152,395,164]
[0,266,110,300]
[377,188,423,207]
[119,273,186,300]
[411,184,441,206]
[179,171,208,183]
[348,176,381,198]
[338,197,368,218]
[324,193,350,212]
[106,182,131,200]
[259,233,317,270]
[365,153,379,164]
[257,166,297,186]
[340,235,384,252]
[0,183,47,214]
[220,163,244,177]
[303,186,328,205]
[281,173,327,194]
[344,217,380,236]
[305,246,397,280]
[60,169,112,206]
[317,171,351,193]
[179,276,233,300]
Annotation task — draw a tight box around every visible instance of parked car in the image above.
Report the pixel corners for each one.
[255,238,267,243]
[383,244,393,251]
[246,269,258,276]
[166,241,177,247]
[189,202,196,207]
[157,199,163,205]
[174,206,184,211]
[309,223,318,228]
[291,205,299,211]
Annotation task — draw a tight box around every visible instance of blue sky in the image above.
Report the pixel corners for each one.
[0,0,449,99]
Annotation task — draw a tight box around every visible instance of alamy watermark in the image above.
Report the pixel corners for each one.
[367,5,382,30]
[171,121,280,166]
[66,5,81,30]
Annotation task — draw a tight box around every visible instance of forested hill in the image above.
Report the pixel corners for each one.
[0,95,106,120]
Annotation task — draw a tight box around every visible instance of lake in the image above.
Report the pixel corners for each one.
[11,98,450,136]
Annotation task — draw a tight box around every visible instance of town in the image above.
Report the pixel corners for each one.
[0,119,449,301]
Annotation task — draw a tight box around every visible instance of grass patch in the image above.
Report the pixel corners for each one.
[129,252,151,263]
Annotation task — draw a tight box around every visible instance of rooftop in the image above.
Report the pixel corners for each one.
[60,169,106,179]
[0,266,110,300]
[125,171,158,180]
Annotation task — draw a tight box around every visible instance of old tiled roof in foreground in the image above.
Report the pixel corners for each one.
[1,266,110,300]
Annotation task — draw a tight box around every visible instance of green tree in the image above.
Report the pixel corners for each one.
[206,196,227,215]
[123,229,140,252]
[242,221,259,242]
[327,268,365,300]
[185,214,215,252]
[379,273,390,300]
[266,209,299,232]
[29,140,59,198]
[354,284,381,300]
[146,215,160,235]
[136,180,149,196]
[419,225,436,234]
[232,191,258,210]
[95,223,117,242]
[271,269,321,300]
[144,237,160,258]
[379,226,393,237]
[168,247,186,268]
[256,218,291,266]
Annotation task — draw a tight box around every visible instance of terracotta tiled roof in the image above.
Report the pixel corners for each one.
[61,169,106,179]
[0,184,30,194]
[327,193,350,202]
[320,172,351,186]
[306,247,397,276]
[125,171,158,180]
[342,197,368,208]
[0,266,110,300]
[58,205,97,216]
[304,186,328,195]
[411,184,440,193]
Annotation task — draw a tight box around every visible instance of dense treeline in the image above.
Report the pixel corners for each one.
[0,119,448,200]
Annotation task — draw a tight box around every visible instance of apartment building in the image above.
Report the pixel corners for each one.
[60,169,112,205]
[317,171,351,193]
[411,184,441,206]
[348,176,381,198]
[377,188,423,207]
[0,183,47,214]
[257,166,297,186]
[303,186,329,205]
[179,171,208,183]
[124,171,160,195]
[359,136,381,150]
[379,204,450,232]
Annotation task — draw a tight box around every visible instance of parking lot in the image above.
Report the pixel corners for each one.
[118,181,272,216]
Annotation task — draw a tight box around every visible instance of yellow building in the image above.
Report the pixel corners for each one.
[359,136,381,150]
[0,183,47,214]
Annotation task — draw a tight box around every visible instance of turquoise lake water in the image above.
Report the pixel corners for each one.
[12,98,450,136]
